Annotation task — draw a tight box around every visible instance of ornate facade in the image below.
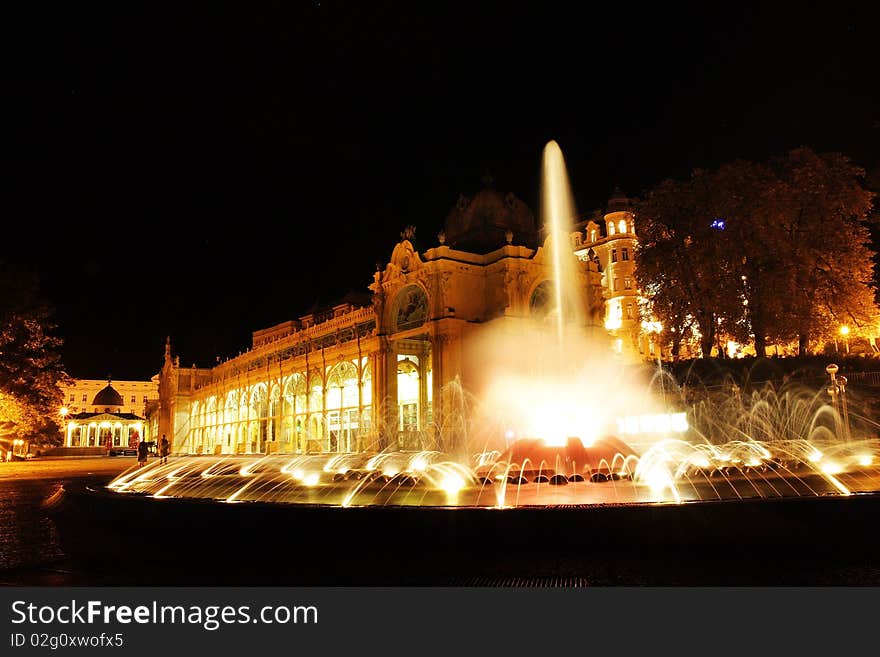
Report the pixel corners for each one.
[573,189,649,361]
[157,186,652,455]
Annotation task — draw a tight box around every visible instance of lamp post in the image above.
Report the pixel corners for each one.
[826,363,851,442]
[839,326,850,354]
[59,406,69,446]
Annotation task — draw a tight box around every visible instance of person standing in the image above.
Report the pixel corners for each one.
[137,439,149,468]
[160,434,170,465]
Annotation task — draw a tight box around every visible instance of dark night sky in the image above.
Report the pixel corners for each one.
[5,2,878,379]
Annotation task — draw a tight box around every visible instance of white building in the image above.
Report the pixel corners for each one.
[60,378,159,449]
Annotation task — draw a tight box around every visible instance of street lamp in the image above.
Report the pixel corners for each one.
[826,363,851,442]
[59,406,70,446]
[839,326,850,354]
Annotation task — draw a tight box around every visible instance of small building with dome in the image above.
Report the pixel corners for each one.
[61,378,157,450]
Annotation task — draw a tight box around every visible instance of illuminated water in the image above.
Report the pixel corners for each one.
[111,386,880,508]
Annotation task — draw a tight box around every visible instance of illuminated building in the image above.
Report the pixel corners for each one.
[61,379,155,449]
[156,185,654,455]
[574,189,653,361]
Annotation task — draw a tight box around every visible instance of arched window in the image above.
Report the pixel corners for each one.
[618,219,627,234]
[608,222,616,236]
[327,361,359,452]
[224,391,238,449]
[529,280,554,320]
[307,369,324,450]
[237,391,248,451]
[250,385,268,453]
[268,385,281,445]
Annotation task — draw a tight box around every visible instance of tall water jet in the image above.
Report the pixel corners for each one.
[541,140,584,352]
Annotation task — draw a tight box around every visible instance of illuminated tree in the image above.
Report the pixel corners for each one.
[767,149,877,354]
[636,148,877,358]
[0,265,69,445]
[702,159,795,357]
[634,174,731,358]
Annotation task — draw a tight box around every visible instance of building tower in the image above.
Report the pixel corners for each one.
[574,189,644,361]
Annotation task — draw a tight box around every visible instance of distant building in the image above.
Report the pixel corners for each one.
[573,189,654,361]
[60,378,158,449]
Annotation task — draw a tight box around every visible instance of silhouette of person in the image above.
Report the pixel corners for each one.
[160,435,170,465]
[137,440,149,468]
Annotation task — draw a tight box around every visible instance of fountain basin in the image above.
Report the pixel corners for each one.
[45,480,880,585]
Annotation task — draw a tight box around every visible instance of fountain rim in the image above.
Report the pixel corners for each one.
[69,481,876,513]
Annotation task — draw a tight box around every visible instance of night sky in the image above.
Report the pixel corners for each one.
[6,3,878,380]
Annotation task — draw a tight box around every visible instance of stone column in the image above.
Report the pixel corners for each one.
[430,333,445,451]
[373,336,397,450]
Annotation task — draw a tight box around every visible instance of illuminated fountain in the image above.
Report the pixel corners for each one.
[47,141,880,583]
[102,141,880,510]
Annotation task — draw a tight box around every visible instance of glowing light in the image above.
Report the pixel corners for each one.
[59,406,69,417]
[820,461,843,475]
[710,219,726,230]
[808,450,823,463]
[858,455,873,466]
[525,402,600,447]
[439,473,465,495]
[840,325,850,336]
[302,473,320,487]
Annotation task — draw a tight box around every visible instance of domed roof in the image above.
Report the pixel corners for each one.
[92,381,124,408]
[443,181,537,254]
[606,187,631,213]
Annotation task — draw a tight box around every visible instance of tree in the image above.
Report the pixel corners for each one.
[0,264,69,446]
[635,174,731,358]
[703,159,796,357]
[768,149,877,353]
[636,148,877,358]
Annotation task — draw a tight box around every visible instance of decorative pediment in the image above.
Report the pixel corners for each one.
[389,240,423,276]
[371,240,425,291]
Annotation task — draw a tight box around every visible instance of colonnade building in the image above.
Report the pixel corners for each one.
[156,186,647,455]
[61,379,156,449]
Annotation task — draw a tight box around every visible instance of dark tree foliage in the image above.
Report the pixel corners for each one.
[0,264,70,445]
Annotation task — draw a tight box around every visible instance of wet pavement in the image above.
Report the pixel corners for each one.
[0,457,137,584]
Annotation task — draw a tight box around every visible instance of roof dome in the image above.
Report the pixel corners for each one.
[607,187,631,213]
[92,381,124,408]
[443,182,537,254]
